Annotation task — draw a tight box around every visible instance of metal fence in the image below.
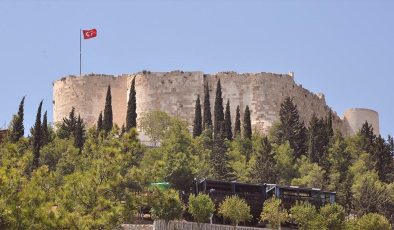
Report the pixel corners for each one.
[153,220,269,230]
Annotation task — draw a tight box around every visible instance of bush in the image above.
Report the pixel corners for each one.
[319,203,346,230]
[218,196,251,229]
[188,193,215,228]
[150,189,184,222]
[355,213,392,230]
[290,201,325,230]
[260,198,288,229]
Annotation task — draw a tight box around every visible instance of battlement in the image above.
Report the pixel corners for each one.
[53,71,379,136]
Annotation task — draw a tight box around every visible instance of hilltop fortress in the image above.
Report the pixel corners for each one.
[53,71,380,136]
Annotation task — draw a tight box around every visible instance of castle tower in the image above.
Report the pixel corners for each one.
[343,108,380,135]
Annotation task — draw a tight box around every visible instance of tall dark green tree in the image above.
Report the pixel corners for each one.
[59,107,77,138]
[250,136,277,183]
[193,95,202,137]
[243,106,252,139]
[10,96,25,142]
[307,114,330,167]
[326,109,334,139]
[97,112,103,132]
[277,97,307,159]
[126,77,137,131]
[360,121,376,154]
[41,111,50,145]
[74,115,86,150]
[211,122,235,181]
[203,82,212,129]
[234,105,241,137]
[103,85,113,133]
[224,99,232,141]
[370,135,394,183]
[213,79,224,137]
[31,100,43,169]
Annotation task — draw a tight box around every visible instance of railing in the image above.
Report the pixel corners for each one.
[153,220,269,230]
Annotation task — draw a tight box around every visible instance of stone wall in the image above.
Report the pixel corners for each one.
[53,71,378,136]
[53,74,128,127]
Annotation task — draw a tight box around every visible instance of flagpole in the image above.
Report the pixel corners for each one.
[80,29,82,76]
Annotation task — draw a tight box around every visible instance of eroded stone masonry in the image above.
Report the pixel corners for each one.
[53,71,380,137]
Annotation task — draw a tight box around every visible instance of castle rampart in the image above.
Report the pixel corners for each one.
[53,71,379,136]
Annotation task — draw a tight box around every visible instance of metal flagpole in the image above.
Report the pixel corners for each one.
[80,29,82,76]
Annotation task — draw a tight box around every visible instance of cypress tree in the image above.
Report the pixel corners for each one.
[126,77,137,131]
[41,111,50,145]
[203,82,212,129]
[97,112,103,132]
[32,100,43,169]
[360,121,376,154]
[59,107,77,138]
[10,96,25,142]
[234,105,241,137]
[193,95,202,137]
[74,115,85,150]
[278,97,307,159]
[121,124,126,136]
[224,100,232,140]
[250,136,277,184]
[103,85,113,134]
[243,105,252,139]
[326,109,334,139]
[213,79,224,137]
[211,122,236,181]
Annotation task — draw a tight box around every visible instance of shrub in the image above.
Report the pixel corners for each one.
[260,198,288,229]
[188,193,215,229]
[218,196,251,229]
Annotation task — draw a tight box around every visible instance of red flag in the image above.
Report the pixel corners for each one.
[82,29,97,39]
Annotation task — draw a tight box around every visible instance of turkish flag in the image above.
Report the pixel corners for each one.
[82,29,97,39]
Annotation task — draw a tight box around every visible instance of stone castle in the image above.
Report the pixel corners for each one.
[53,71,380,137]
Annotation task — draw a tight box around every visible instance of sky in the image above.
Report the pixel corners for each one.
[0,0,393,137]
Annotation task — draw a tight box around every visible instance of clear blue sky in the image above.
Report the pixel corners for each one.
[1,0,393,137]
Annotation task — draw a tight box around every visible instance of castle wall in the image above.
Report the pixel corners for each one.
[53,71,356,136]
[53,75,128,128]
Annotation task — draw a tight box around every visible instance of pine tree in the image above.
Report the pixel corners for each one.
[126,77,137,131]
[31,100,43,169]
[59,107,77,138]
[224,100,233,141]
[10,96,25,142]
[278,97,307,159]
[326,109,334,139]
[213,79,224,137]
[193,95,202,137]
[211,122,235,181]
[251,137,277,183]
[243,105,252,139]
[203,82,212,129]
[234,105,241,137]
[97,112,103,132]
[103,85,113,134]
[360,121,376,154]
[41,111,50,145]
[74,115,85,150]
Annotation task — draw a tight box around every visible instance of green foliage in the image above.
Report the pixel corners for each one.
[203,82,212,129]
[307,114,330,168]
[260,198,288,229]
[214,79,224,136]
[219,196,252,227]
[319,203,346,230]
[274,142,297,185]
[41,111,50,145]
[103,85,113,134]
[188,193,215,224]
[193,95,202,137]
[276,97,307,159]
[9,96,25,142]
[250,136,277,184]
[290,201,324,230]
[57,107,77,139]
[150,189,184,221]
[31,100,43,170]
[292,156,325,189]
[234,105,241,138]
[224,100,233,140]
[126,77,137,131]
[97,111,103,132]
[354,213,392,230]
[243,105,252,139]
[139,110,173,146]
